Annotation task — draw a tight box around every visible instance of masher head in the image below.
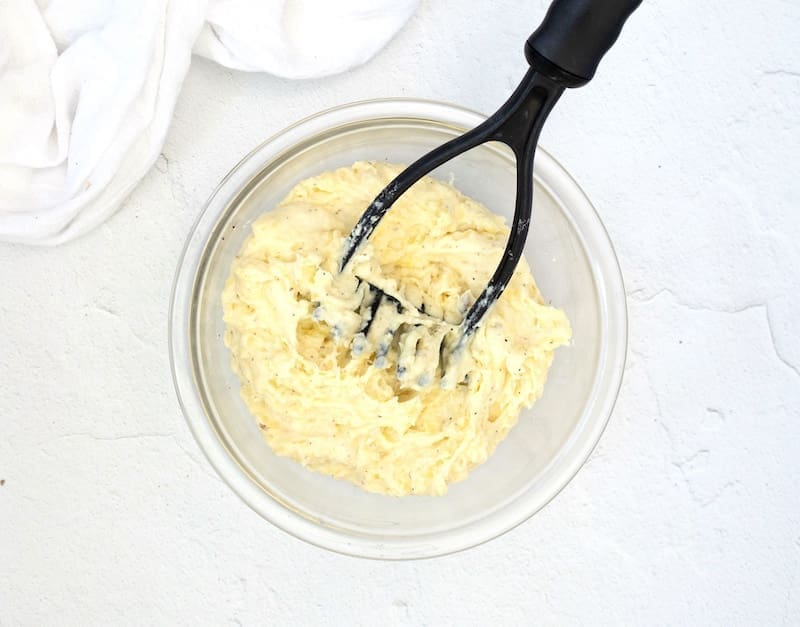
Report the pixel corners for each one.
[312,277,473,390]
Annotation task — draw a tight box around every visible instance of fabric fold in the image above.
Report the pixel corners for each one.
[0,0,417,245]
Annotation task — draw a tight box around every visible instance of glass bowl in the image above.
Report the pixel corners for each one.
[169,99,627,559]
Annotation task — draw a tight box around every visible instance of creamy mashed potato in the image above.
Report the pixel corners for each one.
[222,161,571,496]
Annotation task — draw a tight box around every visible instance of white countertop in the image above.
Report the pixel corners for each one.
[2,0,799,623]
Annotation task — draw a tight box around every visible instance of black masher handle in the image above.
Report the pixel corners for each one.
[526,0,642,86]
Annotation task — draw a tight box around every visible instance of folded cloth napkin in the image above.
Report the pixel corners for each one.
[0,0,417,245]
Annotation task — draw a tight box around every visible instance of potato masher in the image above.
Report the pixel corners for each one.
[336,0,641,387]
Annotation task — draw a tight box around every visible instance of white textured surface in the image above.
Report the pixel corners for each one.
[2,0,798,623]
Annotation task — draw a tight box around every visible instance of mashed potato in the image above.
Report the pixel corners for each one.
[222,161,571,496]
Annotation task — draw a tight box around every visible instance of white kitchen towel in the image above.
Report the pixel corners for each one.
[0,0,418,245]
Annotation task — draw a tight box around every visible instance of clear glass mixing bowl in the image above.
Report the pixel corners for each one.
[169,99,627,559]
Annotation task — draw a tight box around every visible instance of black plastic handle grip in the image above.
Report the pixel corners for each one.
[526,0,641,86]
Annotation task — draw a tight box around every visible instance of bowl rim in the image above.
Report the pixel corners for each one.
[169,97,628,560]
